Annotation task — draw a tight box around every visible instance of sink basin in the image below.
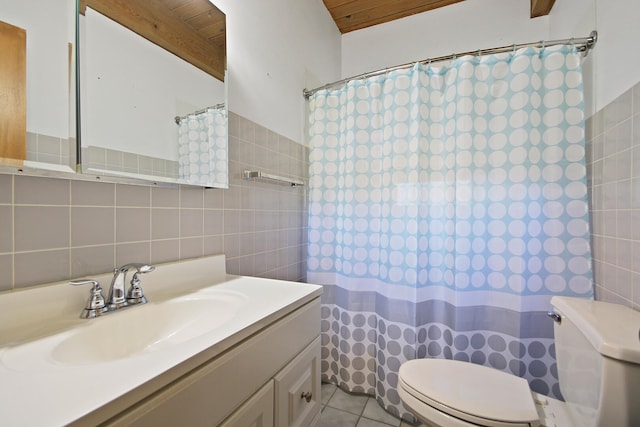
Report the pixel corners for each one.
[50,290,246,365]
[0,255,324,427]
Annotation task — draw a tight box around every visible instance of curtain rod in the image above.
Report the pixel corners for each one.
[174,102,226,125]
[303,30,598,99]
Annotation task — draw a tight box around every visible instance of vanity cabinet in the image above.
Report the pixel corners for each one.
[274,337,321,427]
[219,381,274,427]
[94,298,321,427]
[220,334,321,427]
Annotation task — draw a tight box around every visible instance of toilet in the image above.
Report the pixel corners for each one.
[398,296,640,427]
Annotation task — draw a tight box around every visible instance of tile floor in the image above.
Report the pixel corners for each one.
[318,383,423,427]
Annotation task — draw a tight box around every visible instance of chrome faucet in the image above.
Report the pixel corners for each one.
[107,263,155,309]
[69,263,155,318]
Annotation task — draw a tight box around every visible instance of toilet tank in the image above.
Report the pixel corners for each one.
[550,297,640,427]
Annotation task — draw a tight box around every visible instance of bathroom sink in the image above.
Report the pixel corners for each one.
[0,255,324,427]
[50,290,246,365]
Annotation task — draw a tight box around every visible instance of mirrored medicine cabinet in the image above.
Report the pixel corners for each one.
[0,0,229,189]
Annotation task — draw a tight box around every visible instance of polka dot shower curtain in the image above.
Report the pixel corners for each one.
[178,107,228,186]
[306,45,593,421]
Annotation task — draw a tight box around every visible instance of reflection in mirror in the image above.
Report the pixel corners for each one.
[78,0,228,188]
[0,0,76,173]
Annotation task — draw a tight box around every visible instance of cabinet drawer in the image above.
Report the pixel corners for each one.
[274,337,321,427]
[219,381,274,427]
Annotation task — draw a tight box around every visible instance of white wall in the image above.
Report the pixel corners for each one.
[213,0,341,143]
[341,0,549,78]
[547,0,595,39]
[590,0,640,112]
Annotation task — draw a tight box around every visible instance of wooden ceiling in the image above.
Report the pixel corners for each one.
[324,0,557,34]
[80,0,226,81]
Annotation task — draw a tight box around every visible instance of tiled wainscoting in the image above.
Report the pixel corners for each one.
[82,146,179,179]
[26,132,75,169]
[586,82,640,309]
[0,112,309,290]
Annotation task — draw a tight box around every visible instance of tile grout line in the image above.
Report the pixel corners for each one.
[11,175,15,289]
[68,179,72,279]
[112,184,117,271]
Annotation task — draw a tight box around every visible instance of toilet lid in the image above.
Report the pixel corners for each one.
[399,359,538,426]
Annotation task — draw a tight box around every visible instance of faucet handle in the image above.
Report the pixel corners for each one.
[126,272,148,305]
[69,279,109,319]
[125,264,154,305]
[120,263,155,275]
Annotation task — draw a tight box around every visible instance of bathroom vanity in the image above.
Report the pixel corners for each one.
[0,255,323,426]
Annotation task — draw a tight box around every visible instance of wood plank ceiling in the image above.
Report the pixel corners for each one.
[324,0,557,34]
[80,0,226,81]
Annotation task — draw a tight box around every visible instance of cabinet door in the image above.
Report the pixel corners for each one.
[274,337,321,427]
[0,20,27,161]
[220,381,274,427]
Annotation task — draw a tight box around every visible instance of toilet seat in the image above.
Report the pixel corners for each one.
[398,359,540,427]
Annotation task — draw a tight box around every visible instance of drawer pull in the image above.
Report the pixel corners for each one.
[301,392,312,403]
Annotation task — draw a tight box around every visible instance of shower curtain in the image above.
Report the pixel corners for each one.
[178,107,228,186]
[306,45,593,421]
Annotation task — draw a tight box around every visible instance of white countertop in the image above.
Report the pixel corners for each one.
[0,255,322,426]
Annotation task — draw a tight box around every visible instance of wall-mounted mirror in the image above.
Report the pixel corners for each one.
[78,0,228,188]
[0,0,76,174]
